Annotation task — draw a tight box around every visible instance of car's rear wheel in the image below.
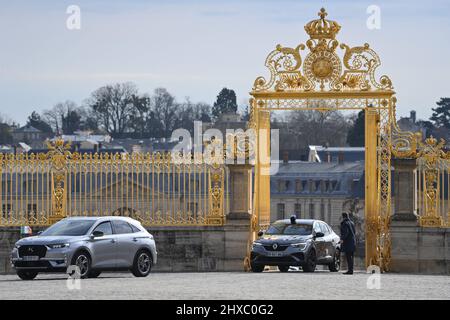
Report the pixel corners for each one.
[328,249,340,272]
[72,251,92,279]
[303,249,316,273]
[17,270,38,280]
[131,250,152,277]
[88,270,102,278]
[250,263,264,273]
[278,265,289,272]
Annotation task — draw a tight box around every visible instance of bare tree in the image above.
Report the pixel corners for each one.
[43,101,85,135]
[275,110,352,154]
[151,88,177,138]
[88,82,138,137]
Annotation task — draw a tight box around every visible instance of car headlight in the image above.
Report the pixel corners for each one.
[291,242,307,250]
[47,243,70,249]
[14,244,21,249]
[251,242,263,250]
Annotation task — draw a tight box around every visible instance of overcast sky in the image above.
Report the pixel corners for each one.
[0,0,449,125]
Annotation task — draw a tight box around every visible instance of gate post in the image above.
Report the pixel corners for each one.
[47,138,70,225]
[228,164,253,219]
[225,163,252,271]
[390,158,420,273]
[256,110,271,228]
[365,108,380,268]
[392,158,418,222]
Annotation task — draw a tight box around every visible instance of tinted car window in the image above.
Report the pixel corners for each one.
[129,224,141,233]
[266,223,312,236]
[93,222,113,235]
[313,223,322,234]
[113,220,133,234]
[319,223,329,235]
[41,219,95,236]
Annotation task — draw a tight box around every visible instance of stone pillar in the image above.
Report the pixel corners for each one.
[392,158,418,221]
[223,164,252,271]
[228,164,252,219]
[390,158,420,273]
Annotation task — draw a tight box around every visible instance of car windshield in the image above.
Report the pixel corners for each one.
[41,219,95,236]
[265,223,313,236]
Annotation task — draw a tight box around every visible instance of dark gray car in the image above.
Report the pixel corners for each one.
[250,218,340,272]
[11,216,157,280]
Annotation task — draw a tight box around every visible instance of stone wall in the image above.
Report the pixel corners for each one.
[390,221,450,274]
[150,214,250,272]
[389,158,450,275]
[0,227,21,274]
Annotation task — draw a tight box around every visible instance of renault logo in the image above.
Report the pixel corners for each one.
[272,243,278,250]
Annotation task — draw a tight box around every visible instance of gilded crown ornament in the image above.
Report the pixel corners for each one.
[304,8,341,40]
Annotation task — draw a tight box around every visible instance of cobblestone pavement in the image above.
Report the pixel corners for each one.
[0,271,449,300]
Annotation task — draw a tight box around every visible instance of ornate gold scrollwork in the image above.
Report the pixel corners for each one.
[207,162,225,225]
[46,138,71,223]
[417,136,446,227]
[253,8,393,93]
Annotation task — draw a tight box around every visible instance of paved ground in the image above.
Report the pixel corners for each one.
[0,270,449,300]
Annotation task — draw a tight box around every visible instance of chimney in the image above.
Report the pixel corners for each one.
[338,152,344,164]
[283,151,289,164]
[410,110,416,124]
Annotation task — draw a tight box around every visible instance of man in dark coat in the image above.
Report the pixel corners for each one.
[340,212,356,275]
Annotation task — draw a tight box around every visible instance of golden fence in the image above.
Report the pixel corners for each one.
[414,136,450,227]
[0,140,229,227]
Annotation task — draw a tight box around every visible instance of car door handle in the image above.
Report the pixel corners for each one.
[132,238,138,242]
[110,239,116,243]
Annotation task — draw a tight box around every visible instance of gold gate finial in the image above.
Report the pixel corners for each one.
[304,7,341,40]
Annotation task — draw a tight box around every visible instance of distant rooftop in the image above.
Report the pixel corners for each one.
[14,125,42,133]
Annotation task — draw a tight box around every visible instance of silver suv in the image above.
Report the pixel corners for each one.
[11,216,157,280]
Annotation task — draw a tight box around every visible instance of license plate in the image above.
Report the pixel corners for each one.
[22,256,39,261]
[267,251,284,257]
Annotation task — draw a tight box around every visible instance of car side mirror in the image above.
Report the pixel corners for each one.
[91,230,104,239]
[315,232,325,238]
[257,231,264,237]
[36,231,43,235]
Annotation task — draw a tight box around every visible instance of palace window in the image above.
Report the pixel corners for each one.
[294,203,301,218]
[309,203,315,218]
[277,203,285,220]
[320,203,325,221]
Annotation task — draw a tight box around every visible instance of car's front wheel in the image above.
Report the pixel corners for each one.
[302,249,316,272]
[131,250,152,277]
[17,270,38,280]
[278,265,289,272]
[328,249,340,272]
[72,251,92,279]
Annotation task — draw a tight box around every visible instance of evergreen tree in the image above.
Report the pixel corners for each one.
[26,111,53,134]
[212,88,237,120]
[430,98,450,129]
